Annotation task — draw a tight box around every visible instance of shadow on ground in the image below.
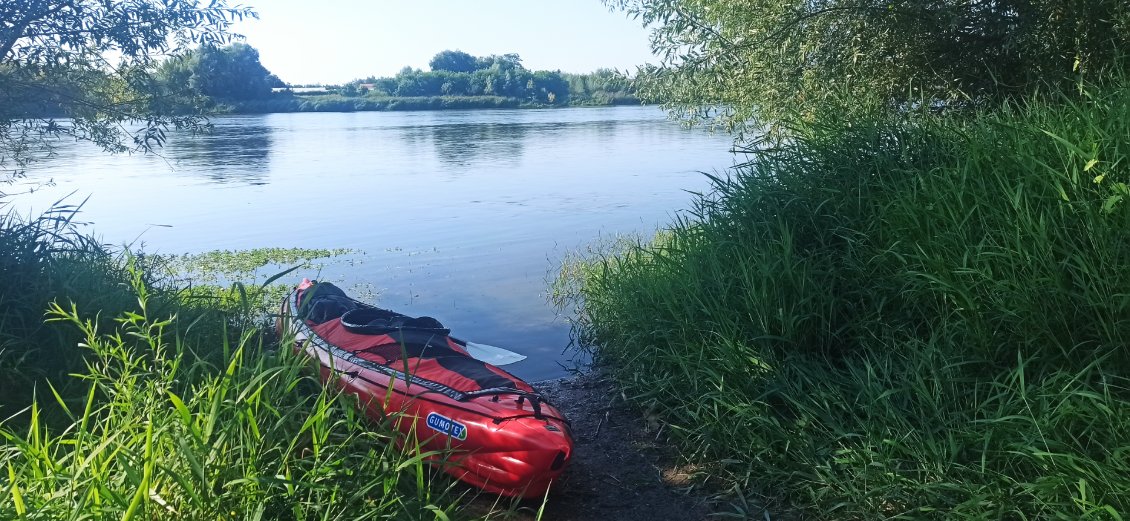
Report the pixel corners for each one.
[465,371,716,520]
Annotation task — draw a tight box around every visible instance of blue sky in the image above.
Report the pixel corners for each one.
[234,1,657,85]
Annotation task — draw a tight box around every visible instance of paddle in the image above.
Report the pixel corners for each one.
[454,338,528,366]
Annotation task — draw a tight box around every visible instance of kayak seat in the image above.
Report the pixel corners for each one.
[297,281,358,324]
[363,330,517,391]
[341,307,451,336]
[301,295,359,324]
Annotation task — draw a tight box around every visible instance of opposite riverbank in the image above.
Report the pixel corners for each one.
[220,93,642,114]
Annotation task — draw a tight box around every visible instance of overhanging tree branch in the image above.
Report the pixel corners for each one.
[1,1,255,177]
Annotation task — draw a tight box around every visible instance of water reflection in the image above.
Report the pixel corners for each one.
[11,107,738,380]
[164,119,273,185]
[592,119,621,142]
[424,122,528,169]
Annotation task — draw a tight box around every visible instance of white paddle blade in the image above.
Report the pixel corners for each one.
[465,341,527,366]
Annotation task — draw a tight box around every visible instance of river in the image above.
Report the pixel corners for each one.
[11,106,736,380]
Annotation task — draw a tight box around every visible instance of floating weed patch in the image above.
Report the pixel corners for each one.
[159,248,360,325]
[159,247,357,284]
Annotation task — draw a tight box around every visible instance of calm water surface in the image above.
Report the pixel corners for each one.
[14,106,736,380]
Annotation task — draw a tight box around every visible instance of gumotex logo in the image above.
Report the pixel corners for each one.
[426,412,468,440]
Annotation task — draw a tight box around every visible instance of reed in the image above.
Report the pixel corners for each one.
[558,79,1130,518]
[0,203,267,420]
[0,264,476,519]
[0,200,148,418]
[0,209,524,519]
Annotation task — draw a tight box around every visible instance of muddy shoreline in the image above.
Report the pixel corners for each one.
[466,370,716,520]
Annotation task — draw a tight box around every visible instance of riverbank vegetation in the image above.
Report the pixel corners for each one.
[0,203,543,518]
[155,47,638,114]
[0,1,254,177]
[0,3,530,518]
[0,209,486,518]
[559,1,1130,518]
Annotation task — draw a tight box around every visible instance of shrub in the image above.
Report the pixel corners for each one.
[560,80,1130,518]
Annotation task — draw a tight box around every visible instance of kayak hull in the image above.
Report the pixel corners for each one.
[281,280,572,498]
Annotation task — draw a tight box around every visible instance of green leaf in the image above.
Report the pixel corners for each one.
[1102,194,1122,214]
[7,464,26,517]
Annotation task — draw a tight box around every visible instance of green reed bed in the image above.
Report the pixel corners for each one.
[0,203,154,418]
[1,268,469,519]
[558,82,1130,519]
[0,212,506,519]
[0,207,283,419]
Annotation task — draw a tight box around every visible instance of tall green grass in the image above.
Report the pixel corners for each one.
[0,202,156,418]
[0,203,258,420]
[1,263,471,519]
[558,81,1130,518]
[0,209,520,519]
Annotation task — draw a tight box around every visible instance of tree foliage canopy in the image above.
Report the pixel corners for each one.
[428,50,478,73]
[356,51,574,104]
[0,1,255,177]
[159,43,282,102]
[608,0,1130,128]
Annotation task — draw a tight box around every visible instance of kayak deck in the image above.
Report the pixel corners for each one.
[281,280,573,497]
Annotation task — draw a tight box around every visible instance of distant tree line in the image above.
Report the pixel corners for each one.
[561,69,636,106]
[341,50,637,106]
[145,46,638,112]
[349,52,567,103]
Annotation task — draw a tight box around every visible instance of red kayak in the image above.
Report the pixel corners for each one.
[278,279,573,497]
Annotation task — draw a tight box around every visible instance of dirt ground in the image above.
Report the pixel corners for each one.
[466,371,719,521]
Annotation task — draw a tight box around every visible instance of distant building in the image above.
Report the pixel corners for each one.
[272,87,331,94]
